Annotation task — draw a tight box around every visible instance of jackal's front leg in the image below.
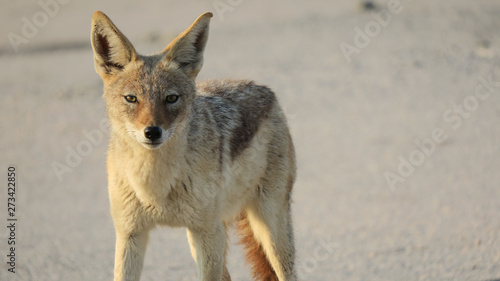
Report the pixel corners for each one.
[187,222,227,281]
[113,230,149,281]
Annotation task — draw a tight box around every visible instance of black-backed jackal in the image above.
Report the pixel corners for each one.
[91,11,296,281]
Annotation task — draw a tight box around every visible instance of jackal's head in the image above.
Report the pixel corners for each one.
[91,11,212,149]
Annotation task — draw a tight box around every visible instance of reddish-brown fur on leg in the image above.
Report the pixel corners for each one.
[237,213,278,281]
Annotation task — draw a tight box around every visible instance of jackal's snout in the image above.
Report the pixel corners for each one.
[144,126,162,141]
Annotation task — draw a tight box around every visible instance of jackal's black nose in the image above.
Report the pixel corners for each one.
[144,126,162,140]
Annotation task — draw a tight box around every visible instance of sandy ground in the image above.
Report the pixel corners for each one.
[1,0,500,280]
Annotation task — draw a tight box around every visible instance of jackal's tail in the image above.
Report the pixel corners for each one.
[237,212,279,281]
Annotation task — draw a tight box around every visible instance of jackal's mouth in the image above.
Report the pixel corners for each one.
[128,125,175,150]
[141,141,164,150]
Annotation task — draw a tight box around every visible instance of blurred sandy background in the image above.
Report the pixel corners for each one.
[1,0,500,280]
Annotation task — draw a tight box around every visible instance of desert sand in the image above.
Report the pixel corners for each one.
[1,0,499,280]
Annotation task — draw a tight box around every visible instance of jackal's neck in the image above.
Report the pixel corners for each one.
[108,124,189,180]
[108,125,189,204]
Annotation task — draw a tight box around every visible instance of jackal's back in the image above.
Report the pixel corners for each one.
[195,79,284,161]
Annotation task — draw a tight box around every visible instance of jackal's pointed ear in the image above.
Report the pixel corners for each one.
[91,11,138,78]
[163,12,213,80]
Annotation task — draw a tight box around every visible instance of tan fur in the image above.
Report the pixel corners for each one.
[91,11,296,281]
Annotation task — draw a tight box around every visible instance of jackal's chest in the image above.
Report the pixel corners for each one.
[125,176,193,227]
[125,159,173,200]
[123,161,212,227]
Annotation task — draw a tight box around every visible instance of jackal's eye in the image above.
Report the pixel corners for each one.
[124,95,137,103]
[166,94,179,104]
